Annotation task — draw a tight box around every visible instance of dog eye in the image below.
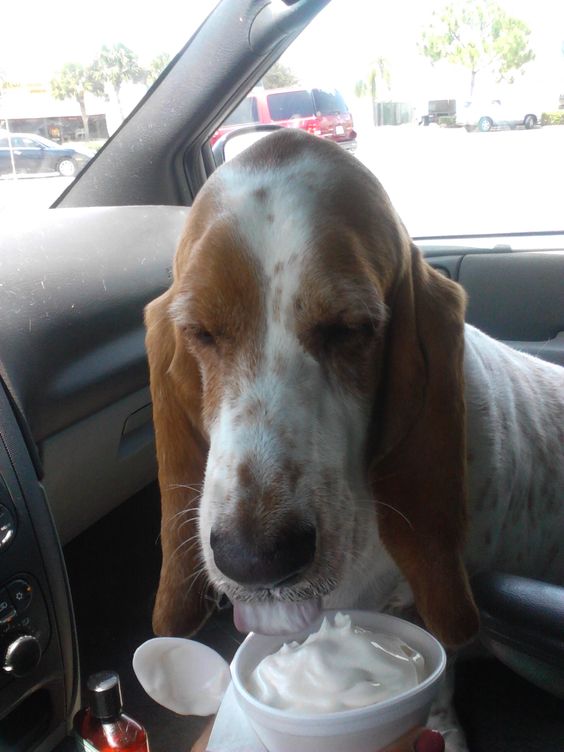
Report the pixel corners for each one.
[185,324,217,347]
[195,328,216,346]
[317,321,372,349]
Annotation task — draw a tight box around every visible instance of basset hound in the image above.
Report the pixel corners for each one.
[145,129,564,750]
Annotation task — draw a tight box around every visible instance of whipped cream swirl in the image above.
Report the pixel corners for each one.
[245,613,425,713]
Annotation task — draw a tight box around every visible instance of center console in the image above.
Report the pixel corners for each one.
[0,380,78,751]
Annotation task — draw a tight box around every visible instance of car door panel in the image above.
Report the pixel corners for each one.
[424,247,564,367]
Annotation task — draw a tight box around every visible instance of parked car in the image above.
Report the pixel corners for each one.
[460,99,541,132]
[212,86,357,151]
[0,133,92,177]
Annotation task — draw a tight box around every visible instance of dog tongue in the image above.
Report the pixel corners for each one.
[233,598,322,635]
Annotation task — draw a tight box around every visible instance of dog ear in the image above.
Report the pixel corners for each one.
[371,242,479,647]
[145,291,215,636]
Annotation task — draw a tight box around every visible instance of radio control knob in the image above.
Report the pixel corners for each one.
[2,634,41,678]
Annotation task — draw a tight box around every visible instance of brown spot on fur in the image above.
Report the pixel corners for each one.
[237,461,254,489]
[238,398,265,425]
[235,458,296,521]
[273,261,284,275]
[254,187,268,202]
[267,214,275,224]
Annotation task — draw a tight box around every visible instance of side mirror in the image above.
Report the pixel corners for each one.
[212,124,284,166]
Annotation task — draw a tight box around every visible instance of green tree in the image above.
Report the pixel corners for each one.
[51,63,104,140]
[420,0,535,96]
[262,62,300,89]
[93,43,144,119]
[144,53,172,87]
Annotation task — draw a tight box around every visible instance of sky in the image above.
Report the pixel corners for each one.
[280,0,564,106]
[1,0,563,108]
[0,1,219,81]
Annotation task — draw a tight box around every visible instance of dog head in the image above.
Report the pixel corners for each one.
[146,129,478,647]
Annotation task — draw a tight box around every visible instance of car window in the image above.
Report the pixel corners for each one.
[267,90,315,120]
[215,0,564,240]
[312,88,349,115]
[13,137,39,147]
[223,96,259,126]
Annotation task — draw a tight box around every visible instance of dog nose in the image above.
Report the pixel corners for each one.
[210,522,316,588]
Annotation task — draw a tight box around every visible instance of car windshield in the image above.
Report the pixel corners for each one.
[0,0,218,208]
[1,0,563,240]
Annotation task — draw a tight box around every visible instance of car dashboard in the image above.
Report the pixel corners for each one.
[0,206,186,749]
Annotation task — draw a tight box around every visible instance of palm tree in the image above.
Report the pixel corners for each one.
[92,44,144,120]
[51,63,104,140]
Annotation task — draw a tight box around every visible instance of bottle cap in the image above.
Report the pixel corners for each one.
[87,670,123,721]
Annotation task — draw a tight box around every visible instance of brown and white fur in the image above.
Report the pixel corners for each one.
[145,129,564,750]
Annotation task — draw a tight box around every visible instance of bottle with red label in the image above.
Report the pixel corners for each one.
[74,670,150,751]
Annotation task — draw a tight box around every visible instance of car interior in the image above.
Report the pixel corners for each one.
[0,1,563,751]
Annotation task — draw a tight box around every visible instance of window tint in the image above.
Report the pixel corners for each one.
[267,90,314,120]
[0,139,8,148]
[223,97,259,126]
[312,89,349,115]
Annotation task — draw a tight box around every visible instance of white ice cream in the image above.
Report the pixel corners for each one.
[245,613,425,713]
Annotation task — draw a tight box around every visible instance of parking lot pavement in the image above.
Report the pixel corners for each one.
[353,124,564,238]
[0,174,73,216]
[1,126,563,239]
